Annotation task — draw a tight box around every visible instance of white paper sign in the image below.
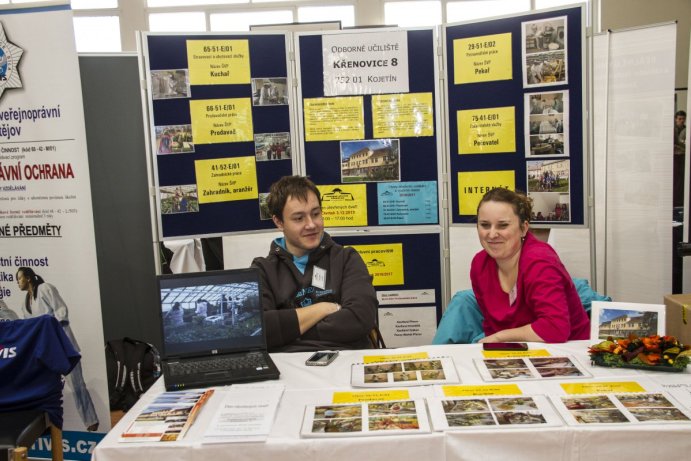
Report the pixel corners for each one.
[322,31,409,96]
[377,289,436,305]
[378,306,437,348]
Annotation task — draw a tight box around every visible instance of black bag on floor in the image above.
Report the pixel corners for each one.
[106,337,162,411]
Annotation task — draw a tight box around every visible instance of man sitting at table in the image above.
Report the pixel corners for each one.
[251,175,377,352]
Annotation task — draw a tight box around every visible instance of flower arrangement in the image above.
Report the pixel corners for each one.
[589,335,691,372]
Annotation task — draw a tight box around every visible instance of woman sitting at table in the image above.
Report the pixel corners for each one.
[470,188,589,343]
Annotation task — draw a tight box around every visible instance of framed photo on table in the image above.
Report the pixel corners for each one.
[590,301,666,341]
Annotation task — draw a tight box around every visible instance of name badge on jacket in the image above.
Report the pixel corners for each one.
[312,266,327,290]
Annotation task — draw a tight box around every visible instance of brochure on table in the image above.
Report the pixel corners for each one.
[474,355,590,381]
[119,389,214,442]
[427,395,562,430]
[351,357,459,387]
[300,399,431,437]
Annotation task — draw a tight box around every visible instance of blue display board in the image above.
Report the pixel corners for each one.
[445,6,585,225]
[144,33,294,239]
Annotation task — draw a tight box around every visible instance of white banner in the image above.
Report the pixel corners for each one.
[322,31,409,96]
[0,3,108,459]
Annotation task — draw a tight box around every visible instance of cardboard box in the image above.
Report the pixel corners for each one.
[664,294,691,345]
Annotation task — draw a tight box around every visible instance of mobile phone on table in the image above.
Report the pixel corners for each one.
[482,342,528,351]
[305,351,339,366]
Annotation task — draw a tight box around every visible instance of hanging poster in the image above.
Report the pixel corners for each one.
[457,171,515,215]
[322,31,409,96]
[377,181,438,225]
[453,32,512,84]
[371,92,434,138]
[522,16,568,88]
[318,184,368,227]
[0,3,109,459]
[348,243,404,286]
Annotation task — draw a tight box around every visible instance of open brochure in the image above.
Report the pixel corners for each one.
[427,395,562,430]
[474,355,590,381]
[351,357,460,387]
[119,389,213,442]
[202,384,285,444]
[300,399,431,437]
[550,392,691,425]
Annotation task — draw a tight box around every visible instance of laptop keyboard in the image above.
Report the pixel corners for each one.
[168,352,270,377]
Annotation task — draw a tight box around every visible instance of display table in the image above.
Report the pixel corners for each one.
[92,341,691,461]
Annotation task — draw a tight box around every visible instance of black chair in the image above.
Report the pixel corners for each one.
[0,315,80,461]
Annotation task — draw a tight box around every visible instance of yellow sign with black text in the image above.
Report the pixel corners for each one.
[304,97,365,141]
[348,243,404,286]
[318,184,368,227]
[195,156,258,204]
[458,106,516,154]
[454,33,512,84]
[190,98,253,144]
[187,40,251,85]
[372,92,434,138]
[457,170,515,215]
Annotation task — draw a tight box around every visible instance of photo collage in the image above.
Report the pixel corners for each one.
[301,400,430,437]
[352,358,459,387]
[554,393,691,425]
[427,395,561,430]
[522,16,572,222]
[474,356,590,381]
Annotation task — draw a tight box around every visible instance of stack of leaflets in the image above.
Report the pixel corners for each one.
[351,357,459,387]
[119,389,214,442]
[300,399,431,437]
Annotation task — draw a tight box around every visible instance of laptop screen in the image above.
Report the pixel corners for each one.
[157,268,266,358]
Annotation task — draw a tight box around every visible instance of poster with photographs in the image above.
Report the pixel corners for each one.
[527,159,571,222]
[525,91,568,157]
[427,395,562,431]
[351,358,459,387]
[522,16,567,87]
[341,139,401,183]
[151,69,191,99]
[258,192,271,220]
[155,124,194,154]
[251,77,288,106]
[474,356,590,382]
[254,132,291,161]
[300,400,431,438]
[590,301,666,341]
[159,184,199,214]
[551,393,691,425]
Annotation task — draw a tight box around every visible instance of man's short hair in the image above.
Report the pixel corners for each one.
[267,175,321,220]
[676,110,686,118]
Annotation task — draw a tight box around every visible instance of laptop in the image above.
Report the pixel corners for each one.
[157,268,280,390]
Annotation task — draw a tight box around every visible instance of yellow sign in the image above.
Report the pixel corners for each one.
[454,33,512,84]
[332,390,410,404]
[442,384,522,397]
[458,106,515,154]
[482,349,551,358]
[372,92,434,138]
[186,40,251,85]
[349,243,404,286]
[457,170,515,215]
[363,352,429,364]
[561,382,647,395]
[304,97,364,141]
[190,98,253,144]
[195,156,258,204]
[318,184,368,227]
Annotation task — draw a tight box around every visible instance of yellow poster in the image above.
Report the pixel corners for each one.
[442,384,522,397]
[333,390,410,404]
[348,243,404,286]
[458,106,516,154]
[304,97,364,141]
[186,40,251,85]
[454,33,512,84]
[195,156,258,204]
[457,171,515,215]
[190,98,253,144]
[363,352,429,364]
[481,349,551,358]
[317,184,368,227]
[371,92,434,138]
[561,382,646,395]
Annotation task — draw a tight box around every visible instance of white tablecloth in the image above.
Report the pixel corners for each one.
[92,341,691,461]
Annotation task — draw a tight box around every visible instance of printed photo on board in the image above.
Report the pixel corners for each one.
[160,184,199,214]
[522,16,568,88]
[525,90,569,157]
[340,139,401,183]
[151,69,190,99]
[251,77,288,106]
[155,124,194,154]
[254,132,291,161]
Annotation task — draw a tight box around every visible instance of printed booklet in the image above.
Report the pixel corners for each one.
[351,357,460,387]
[119,389,214,442]
[427,395,563,430]
[300,399,431,437]
[550,392,691,425]
[474,356,590,381]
